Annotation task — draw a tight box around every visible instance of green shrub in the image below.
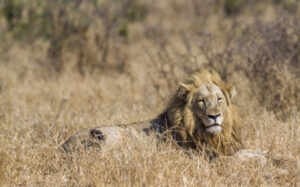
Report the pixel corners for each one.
[1,0,147,73]
[224,0,246,15]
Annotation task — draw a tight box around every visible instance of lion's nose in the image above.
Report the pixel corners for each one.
[207,114,221,120]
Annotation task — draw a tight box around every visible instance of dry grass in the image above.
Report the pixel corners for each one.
[0,64,299,186]
[0,0,299,186]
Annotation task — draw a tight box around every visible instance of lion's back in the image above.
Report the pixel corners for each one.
[60,118,165,152]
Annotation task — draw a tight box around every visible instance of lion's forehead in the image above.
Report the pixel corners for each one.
[197,83,223,97]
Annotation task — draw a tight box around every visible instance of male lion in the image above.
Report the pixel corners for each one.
[61,69,243,157]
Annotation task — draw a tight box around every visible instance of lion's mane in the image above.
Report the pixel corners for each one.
[165,69,242,156]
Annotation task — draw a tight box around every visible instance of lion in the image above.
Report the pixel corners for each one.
[61,69,243,157]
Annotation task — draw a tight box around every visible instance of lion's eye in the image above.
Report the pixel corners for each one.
[218,98,223,102]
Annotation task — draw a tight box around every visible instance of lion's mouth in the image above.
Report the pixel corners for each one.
[197,117,221,129]
[205,123,220,128]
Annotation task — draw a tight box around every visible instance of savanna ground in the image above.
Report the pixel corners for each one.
[0,0,299,186]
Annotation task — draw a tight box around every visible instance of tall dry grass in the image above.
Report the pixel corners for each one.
[0,0,299,186]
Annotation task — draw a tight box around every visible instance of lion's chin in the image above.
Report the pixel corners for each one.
[205,125,222,135]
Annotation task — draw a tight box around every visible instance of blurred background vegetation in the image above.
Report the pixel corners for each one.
[0,0,299,118]
[0,1,299,185]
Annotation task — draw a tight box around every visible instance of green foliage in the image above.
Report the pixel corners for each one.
[1,0,147,41]
[0,0,148,72]
[224,0,246,15]
[118,23,129,39]
[1,0,22,31]
[125,1,147,22]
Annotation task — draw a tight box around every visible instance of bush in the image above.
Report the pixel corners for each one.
[224,0,246,15]
[1,0,147,73]
[198,14,300,118]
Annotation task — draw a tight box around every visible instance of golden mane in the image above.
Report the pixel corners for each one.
[165,69,242,156]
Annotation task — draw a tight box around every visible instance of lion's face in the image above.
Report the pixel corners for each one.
[166,69,241,155]
[192,83,229,135]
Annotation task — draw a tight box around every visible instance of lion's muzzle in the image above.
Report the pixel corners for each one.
[202,113,223,135]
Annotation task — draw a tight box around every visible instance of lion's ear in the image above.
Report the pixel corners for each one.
[227,85,236,100]
[177,83,191,101]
